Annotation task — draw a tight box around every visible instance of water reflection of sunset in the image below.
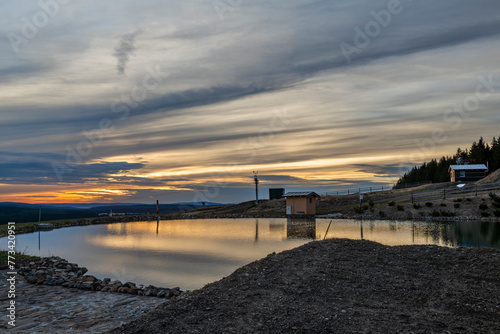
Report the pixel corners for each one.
[3,218,498,290]
[103,219,288,240]
[318,220,455,247]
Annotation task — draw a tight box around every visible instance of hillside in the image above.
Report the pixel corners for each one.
[0,202,222,224]
[179,180,500,220]
[477,169,500,183]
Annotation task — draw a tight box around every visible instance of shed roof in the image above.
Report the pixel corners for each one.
[448,164,488,171]
[284,191,320,198]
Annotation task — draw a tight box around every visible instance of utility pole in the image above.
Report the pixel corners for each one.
[253,171,259,205]
[156,200,160,234]
[38,207,41,250]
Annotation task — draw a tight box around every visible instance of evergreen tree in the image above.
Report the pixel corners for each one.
[469,137,489,164]
[491,135,500,170]
[395,134,500,186]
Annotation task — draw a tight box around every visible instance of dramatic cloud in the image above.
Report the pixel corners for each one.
[1,0,499,204]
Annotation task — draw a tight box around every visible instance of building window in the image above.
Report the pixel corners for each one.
[460,171,465,178]
[309,198,312,203]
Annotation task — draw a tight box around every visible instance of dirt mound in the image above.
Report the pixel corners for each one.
[477,169,500,184]
[109,239,500,334]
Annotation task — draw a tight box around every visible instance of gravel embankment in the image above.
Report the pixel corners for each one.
[109,238,500,333]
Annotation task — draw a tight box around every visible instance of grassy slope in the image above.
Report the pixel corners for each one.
[181,177,500,219]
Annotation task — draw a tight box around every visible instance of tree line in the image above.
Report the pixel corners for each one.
[395,135,500,186]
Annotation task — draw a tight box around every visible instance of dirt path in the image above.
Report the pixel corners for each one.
[0,270,166,333]
[109,239,500,334]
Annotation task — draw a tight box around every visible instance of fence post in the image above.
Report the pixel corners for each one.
[443,189,446,200]
[411,193,413,204]
[475,185,478,196]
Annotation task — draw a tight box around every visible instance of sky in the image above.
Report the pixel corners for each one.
[1,0,500,204]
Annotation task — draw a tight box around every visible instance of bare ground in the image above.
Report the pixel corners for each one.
[176,189,500,221]
[109,238,500,334]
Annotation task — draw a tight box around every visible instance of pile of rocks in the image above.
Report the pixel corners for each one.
[17,256,183,299]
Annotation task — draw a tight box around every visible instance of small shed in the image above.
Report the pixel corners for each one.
[284,191,320,215]
[448,164,488,182]
[269,188,285,200]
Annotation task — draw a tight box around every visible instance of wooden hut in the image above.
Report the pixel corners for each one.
[284,191,320,215]
[448,164,488,182]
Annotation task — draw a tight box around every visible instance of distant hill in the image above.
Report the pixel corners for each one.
[0,203,95,224]
[0,202,225,224]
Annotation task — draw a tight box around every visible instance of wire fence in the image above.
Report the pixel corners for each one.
[323,181,500,206]
[325,180,434,197]
[392,180,432,189]
[324,186,390,196]
[411,182,500,203]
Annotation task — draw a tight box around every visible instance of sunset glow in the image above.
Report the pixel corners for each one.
[1,1,499,204]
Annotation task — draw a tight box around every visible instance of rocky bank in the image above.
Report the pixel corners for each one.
[17,256,183,298]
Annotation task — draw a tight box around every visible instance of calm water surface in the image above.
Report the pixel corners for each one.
[2,218,499,290]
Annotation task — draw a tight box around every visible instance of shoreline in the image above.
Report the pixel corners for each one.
[0,268,167,334]
[1,213,498,240]
[3,233,500,332]
[109,238,500,333]
[15,255,185,299]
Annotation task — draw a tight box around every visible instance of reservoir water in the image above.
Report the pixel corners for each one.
[2,218,499,290]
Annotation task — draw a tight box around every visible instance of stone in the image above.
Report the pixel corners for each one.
[80,282,93,290]
[16,256,184,300]
[124,281,136,288]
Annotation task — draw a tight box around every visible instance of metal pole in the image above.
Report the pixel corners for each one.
[324,220,332,240]
[254,173,259,205]
[38,207,41,250]
[156,200,160,234]
[256,181,258,204]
